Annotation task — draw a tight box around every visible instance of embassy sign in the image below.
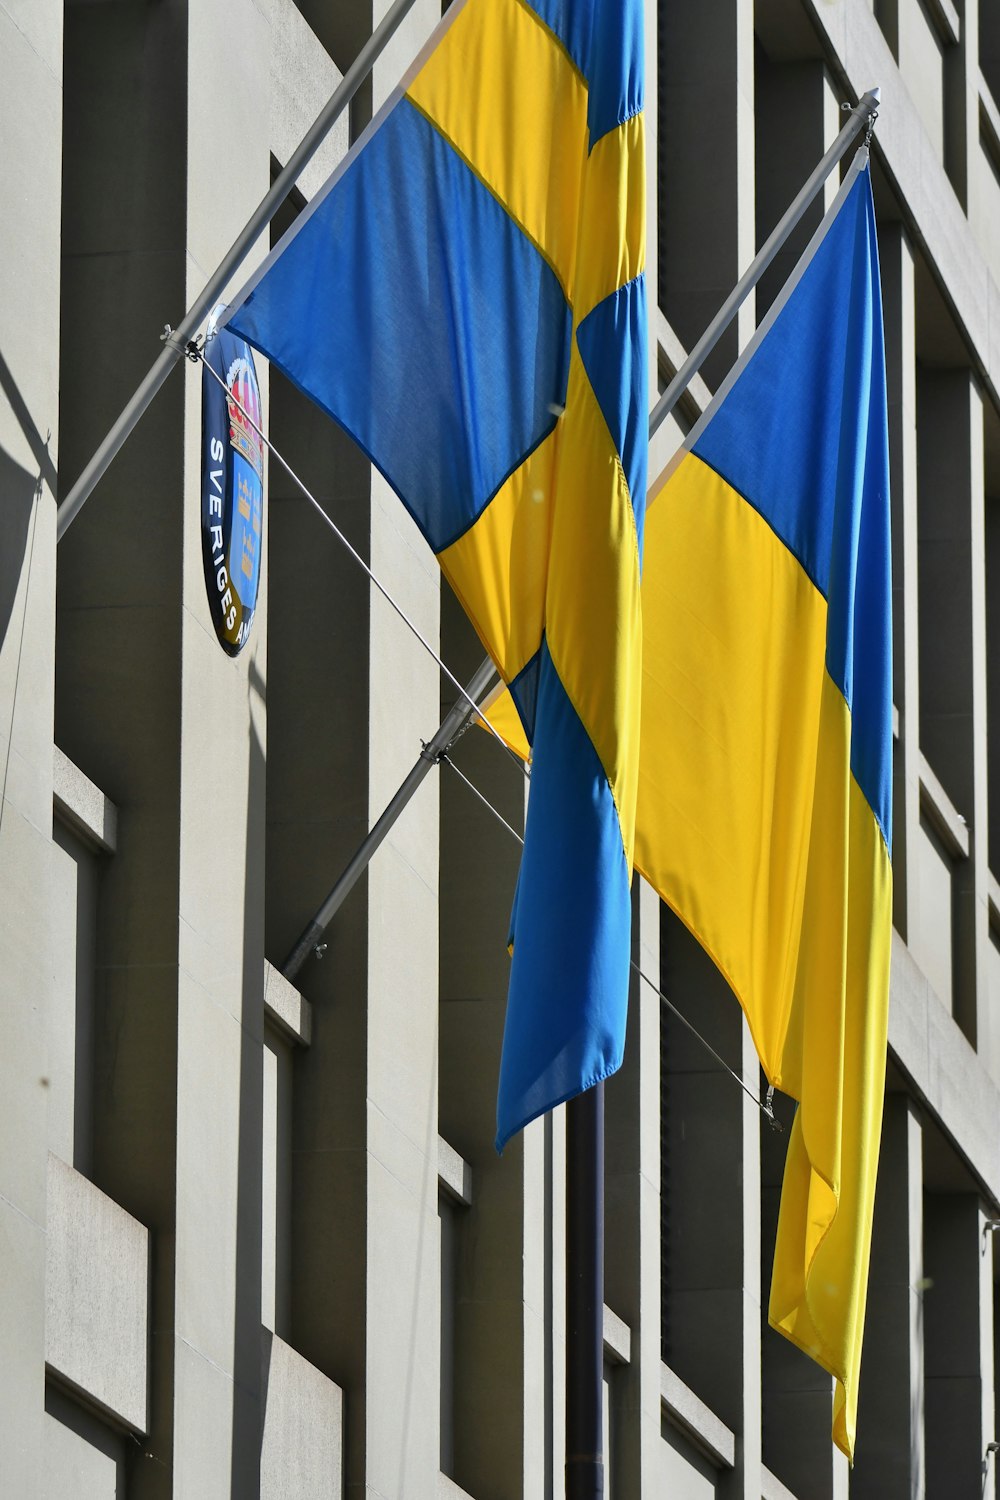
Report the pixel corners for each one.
[201,324,264,655]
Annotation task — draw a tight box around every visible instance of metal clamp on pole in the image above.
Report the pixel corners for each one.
[280,655,497,982]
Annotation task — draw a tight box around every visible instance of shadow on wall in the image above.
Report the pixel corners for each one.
[232,652,267,1496]
[0,442,40,651]
[0,343,57,650]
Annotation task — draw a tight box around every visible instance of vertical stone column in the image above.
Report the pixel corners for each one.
[968,382,995,1067]
[945,0,979,213]
[880,223,921,941]
[263,37,370,1492]
[56,4,188,1494]
[917,371,990,1047]
[762,1108,849,1499]
[874,0,901,58]
[924,1192,995,1496]
[362,484,441,1499]
[438,591,538,1499]
[853,1096,925,1498]
[60,0,275,1488]
[0,5,62,1494]
[270,335,372,1490]
[754,58,841,320]
[661,912,761,1500]
[267,4,444,1492]
[658,0,755,386]
[164,4,272,1494]
[363,15,444,1496]
[605,879,662,1496]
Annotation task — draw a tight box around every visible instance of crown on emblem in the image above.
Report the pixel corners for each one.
[226,357,264,480]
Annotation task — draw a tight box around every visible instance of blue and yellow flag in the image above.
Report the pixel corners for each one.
[637,152,891,1459]
[224,0,647,1151]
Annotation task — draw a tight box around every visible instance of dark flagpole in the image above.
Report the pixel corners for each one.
[566,1081,605,1499]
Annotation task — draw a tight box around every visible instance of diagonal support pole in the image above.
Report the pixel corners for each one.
[280,655,497,981]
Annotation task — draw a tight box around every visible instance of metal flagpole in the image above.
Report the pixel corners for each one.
[55,0,422,541]
[281,654,497,982]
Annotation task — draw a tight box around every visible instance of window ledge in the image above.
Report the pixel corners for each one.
[762,1462,801,1500]
[919,752,969,861]
[603,1305,631,1366]
[53,747,117,853]
[438,1137,472,1207]
[660,1361,735,1469]
[263,961,312,1046]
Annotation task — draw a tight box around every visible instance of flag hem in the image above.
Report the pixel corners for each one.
[495,1047,625,1155]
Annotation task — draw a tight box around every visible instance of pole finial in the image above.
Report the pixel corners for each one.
[849,88,881,147]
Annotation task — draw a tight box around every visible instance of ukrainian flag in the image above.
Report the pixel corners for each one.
[637,151,891,1459]
[224,0,647,1151]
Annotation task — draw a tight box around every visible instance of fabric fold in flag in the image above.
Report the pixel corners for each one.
[223,0,647,1152]
[635,152,891,1461]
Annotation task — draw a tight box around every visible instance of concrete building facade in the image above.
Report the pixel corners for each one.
[1,0,999,1495]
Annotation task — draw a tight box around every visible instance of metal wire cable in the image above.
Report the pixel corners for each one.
[440,752,780,1126]
[196,346,530,784]
[630,962,777,1124]
[440,752,525,846]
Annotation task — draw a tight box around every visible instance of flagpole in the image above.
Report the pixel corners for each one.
[55,0,422,541]
[566,1082,605,1500]
[648,85,880,438]
[281,654,497,982]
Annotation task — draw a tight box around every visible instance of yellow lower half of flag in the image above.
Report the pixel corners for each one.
[769,762,890,1460]
[637,452,891,1460]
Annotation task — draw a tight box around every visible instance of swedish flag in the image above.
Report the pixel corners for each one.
[225,0,647,1151]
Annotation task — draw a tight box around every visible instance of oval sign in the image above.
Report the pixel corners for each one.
[201,324,264,655]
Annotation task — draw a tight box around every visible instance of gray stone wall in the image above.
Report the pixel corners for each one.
[0,0,998,1495]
